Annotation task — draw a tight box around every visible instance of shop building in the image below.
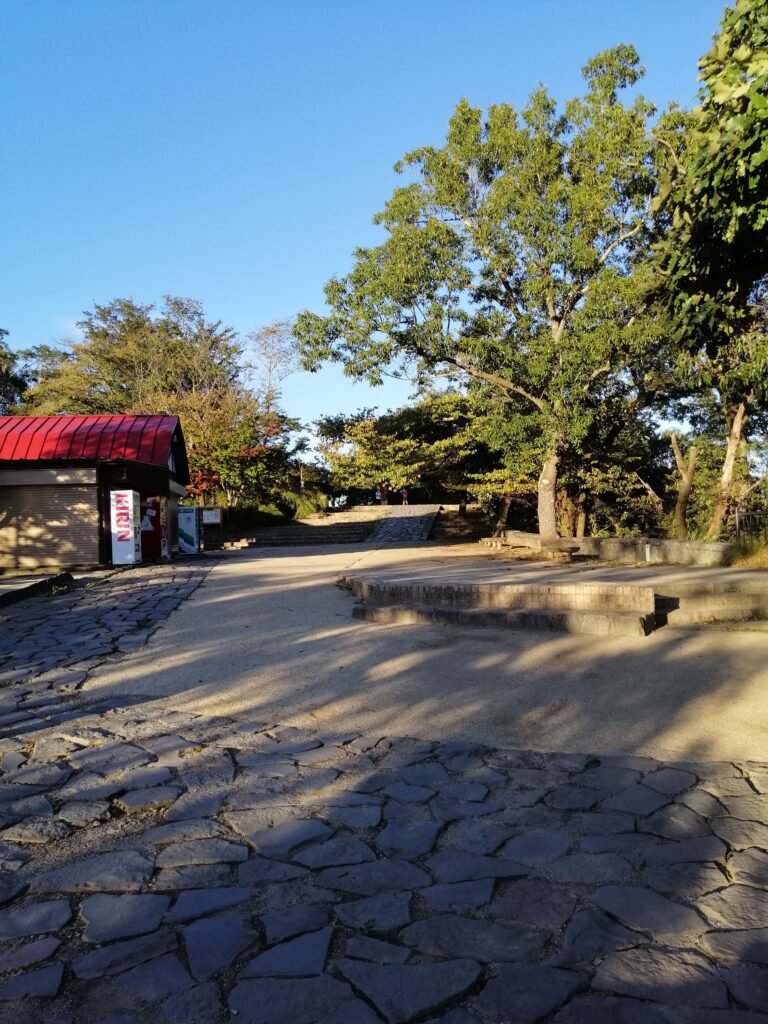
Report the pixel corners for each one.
[0,414,190,570]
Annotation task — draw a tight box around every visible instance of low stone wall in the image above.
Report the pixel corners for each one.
[347,576,656,614]
[501,530,733,567]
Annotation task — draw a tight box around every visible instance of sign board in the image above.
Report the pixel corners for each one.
[110,489,142,564]
[202,507,223,526]
[178,507,203,554]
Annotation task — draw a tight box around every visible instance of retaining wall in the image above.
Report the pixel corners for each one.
[502,530,733,567]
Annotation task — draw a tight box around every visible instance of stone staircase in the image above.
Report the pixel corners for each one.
[207,508,389,550]
[429,506,490,544]
[367,505,442,544]
[655,578,768,629]
[347,576,657,637]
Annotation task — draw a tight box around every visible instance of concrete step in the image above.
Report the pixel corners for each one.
[347,578,656,616]
[655,582,768,627]
[663,604,768,627]
[352,603,654,637]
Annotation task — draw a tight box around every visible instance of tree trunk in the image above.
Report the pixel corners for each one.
[493,493,513,537]
[576,492,588,539]
[707,400,750,540]
[670,433,698,541]
[537,452,560,545]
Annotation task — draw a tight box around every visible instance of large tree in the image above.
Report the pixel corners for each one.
[655,0,768,346]
[296,47,666,542]
[654,1,768,537]
[20,297,303,508]
[22,297,240,415]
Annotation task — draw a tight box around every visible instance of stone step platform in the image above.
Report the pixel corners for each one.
[656,579,768,628]
[346,575,657,636]
[349,577,655,615]
[353,602,654,636]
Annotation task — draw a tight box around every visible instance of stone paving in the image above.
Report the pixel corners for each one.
[1,561,768,1021]
[369,505,442,544]
[0,562,213,740]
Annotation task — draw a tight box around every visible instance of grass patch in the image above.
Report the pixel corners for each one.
[730,540,768,568]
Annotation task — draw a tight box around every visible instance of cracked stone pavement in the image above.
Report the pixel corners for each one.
[0,558,768,1022]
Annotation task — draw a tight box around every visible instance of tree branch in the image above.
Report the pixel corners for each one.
[444,354,546,412]
[634,472,665,514]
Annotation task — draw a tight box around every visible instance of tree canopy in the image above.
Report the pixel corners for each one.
[655,0,768,346]
[296,46,668,540]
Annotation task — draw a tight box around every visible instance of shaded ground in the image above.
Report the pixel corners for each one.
[77,544,768,762]
[0,543,767,1021]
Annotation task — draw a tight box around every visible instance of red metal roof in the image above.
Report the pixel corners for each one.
[0,415,183,468]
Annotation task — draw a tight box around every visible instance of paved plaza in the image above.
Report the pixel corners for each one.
[1,540,768,1022]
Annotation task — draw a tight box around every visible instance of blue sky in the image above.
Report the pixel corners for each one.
[2,0,726,426]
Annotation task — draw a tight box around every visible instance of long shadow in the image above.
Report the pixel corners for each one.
[55,544,768,767]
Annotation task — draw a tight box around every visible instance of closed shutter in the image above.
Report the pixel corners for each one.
[0,485,99,570]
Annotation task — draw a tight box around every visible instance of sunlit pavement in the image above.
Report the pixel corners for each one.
[1,550,768,1021]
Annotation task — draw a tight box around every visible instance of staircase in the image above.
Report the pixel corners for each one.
[367,505,442,544]
[655,578,768,629]
[207,507,389,550]
[429,506,489,544]
[347,576,657,637]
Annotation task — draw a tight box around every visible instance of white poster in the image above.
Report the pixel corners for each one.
[110,490,142,564]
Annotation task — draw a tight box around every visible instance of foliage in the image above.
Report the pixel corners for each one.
[296,46,669,538]
[19,297,308,510]
[0,330,26,414]
[22,297,240,415]
[316,392,496,499]
[654,0,768,348]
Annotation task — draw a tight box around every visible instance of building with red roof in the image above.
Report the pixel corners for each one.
[0,415,190,570]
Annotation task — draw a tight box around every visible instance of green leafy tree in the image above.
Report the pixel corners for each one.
[20,296,304,509]
[0,330,26,414]
[22,297,240,415]
[296,47,666,541]
[653,0,768,537]
[316,392,498,502]
[655,0,768,345]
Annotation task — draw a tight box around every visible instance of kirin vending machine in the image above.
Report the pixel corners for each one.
[110,490,142,565]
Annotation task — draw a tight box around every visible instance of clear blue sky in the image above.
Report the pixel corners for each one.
[2,0,725,425]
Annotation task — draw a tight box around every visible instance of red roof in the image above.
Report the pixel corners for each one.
[0,415,184,468]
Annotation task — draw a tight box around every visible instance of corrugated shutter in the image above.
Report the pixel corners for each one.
[0,485,99,570]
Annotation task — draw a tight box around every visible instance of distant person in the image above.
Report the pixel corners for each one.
[375,486,382,504]
[401,488,409,505]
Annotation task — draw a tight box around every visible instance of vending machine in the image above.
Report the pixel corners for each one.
[177,506,204,554]
[140,495,169,562]
[110,490,142,565]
